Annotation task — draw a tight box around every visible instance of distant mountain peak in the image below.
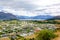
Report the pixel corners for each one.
[0,11,17,20]
[16,15,54,20]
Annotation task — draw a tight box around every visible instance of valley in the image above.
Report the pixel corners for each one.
[0,20,60,40]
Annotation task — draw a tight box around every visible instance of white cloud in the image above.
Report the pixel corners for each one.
[0,0,60,16]
[2,8,39,17]
[33,0,60,6]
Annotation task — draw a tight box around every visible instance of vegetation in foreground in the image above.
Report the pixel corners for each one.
[36,29,56,40]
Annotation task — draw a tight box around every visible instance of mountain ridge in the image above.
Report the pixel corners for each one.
[0,12,17,20]
[0,11,60,20]
[16,15,54,20]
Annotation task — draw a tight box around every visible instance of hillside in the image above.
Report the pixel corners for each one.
[47,16,60,20]
[0,12,17,20]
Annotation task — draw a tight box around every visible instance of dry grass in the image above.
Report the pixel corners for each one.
[0,37,10,40]
[52,30,60,40]
[55,24,60,27]
[25,34,36,39]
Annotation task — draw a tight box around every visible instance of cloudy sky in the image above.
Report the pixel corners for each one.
[0,0,60,16]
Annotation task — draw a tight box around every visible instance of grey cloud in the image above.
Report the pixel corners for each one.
[12,1,38,11]
[0,0,38,11]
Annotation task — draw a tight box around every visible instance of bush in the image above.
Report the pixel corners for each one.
[36,29,56,40]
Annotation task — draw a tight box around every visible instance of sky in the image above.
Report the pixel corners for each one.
[0,0,60,17]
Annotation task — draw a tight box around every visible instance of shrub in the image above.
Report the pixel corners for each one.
[36,29,56,40]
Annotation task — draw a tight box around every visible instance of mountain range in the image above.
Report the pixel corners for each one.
[0,11,60,20]
[0,12,17,20]
[17,15,54,20]
[48,16,60,20]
